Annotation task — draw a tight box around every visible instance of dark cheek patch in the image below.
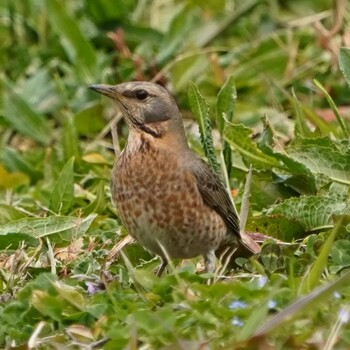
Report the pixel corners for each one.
[122,90,137,98]
[144,101,172,124]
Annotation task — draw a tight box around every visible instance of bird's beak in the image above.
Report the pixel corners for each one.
[89,84,120,100]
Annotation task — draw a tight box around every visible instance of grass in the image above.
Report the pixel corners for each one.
[1,0,350,348]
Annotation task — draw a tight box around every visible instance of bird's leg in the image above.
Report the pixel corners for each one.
[204,250,216,273]
[156,258,168,277]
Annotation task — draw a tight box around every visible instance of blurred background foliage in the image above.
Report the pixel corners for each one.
[1,0,350,348]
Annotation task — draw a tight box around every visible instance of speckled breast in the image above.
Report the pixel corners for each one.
[111,138,226,259]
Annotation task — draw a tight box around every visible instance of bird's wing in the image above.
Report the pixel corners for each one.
[188,156,241,238]
[189,156,261,255]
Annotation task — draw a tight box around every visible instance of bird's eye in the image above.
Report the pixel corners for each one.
[136,89,148,100]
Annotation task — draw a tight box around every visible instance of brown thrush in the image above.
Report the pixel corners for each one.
[89,81,260,275]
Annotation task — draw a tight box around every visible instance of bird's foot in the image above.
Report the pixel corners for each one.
[156,259,168,277]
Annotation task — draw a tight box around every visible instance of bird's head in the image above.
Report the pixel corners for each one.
[89,81,185,139]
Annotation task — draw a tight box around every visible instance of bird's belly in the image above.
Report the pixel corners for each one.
[112,151,226,259]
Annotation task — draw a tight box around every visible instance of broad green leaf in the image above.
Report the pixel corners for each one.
[249,171,296,211]
[74,102,105,136]
[31,290,66,321]
[2,81,51,145]
[49,157,75,214]
[216,75,236,134]
[0,204,26,225]
[17,273,58,301]
[62,114,81,162]
[287,141,350,185]
[339,47,350,91]
[0,232,39,249]
[223,123,280,170]
[52,281,85,311]
[188,82,220,173]
[45,0,97,79]
[0,214,97,242]
[258,118,317,194]
[267,194,350,232]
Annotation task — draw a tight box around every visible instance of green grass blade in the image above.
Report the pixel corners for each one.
[253,269,350,337]
[2,80,51,145]
[300,218,342,294]
[45,0,97,80]
[49,157,75,214]
[314,79,349,139]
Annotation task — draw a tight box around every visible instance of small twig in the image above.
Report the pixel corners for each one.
[46,237,56,275]
[28,321,46,349]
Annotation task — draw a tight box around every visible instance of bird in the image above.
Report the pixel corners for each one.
[89,81,260,275]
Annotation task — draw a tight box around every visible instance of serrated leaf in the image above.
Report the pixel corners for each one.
[248,215,305,241]
[339,47,350,91]
[49,157,75,214]
[0,214,97,242]
[287,141,350,185]
[223,123,280,170]
[216,76,236,134]
[188,82,220,173]
[267,194,350,232]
